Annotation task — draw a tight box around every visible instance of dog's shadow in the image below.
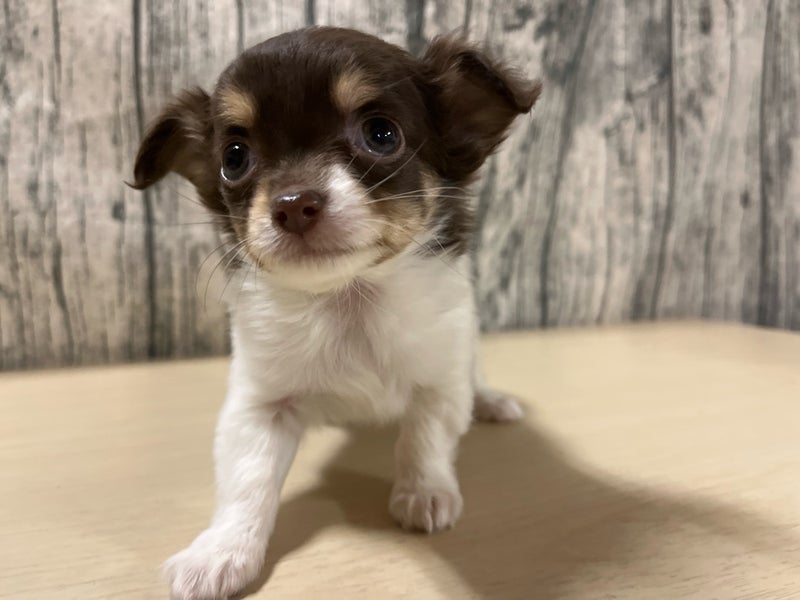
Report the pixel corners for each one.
[242,418,797,599]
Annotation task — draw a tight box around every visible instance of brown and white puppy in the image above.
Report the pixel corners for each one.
[132,26,540,600]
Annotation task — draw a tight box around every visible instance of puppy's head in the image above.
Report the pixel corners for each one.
[132,27,541,292]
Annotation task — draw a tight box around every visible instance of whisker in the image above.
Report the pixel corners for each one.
[426,229,449,256]
[203,239,248,312]
[166,185,208,209]
[375,185,471,196]
[354,277,393,319]
[366,194,469,205]
[218,244,251,303]
[367,190,471,201]
[334,277,343,320]
[155,220,245,228]
[164,184,248,224]
[195,238,231,304]
[356,154,382,186]
[369,185,472,197]
[236,255,258,310]
[343,150,359,174]
[363,139,427,195]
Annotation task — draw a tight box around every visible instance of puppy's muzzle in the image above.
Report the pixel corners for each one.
[271,190,327,235]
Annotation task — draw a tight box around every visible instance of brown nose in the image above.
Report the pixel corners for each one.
[270,190,326,235]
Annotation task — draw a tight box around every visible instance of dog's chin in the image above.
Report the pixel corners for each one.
[261,246,382,293]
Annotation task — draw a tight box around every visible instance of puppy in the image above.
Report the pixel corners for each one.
[132,26,540,600]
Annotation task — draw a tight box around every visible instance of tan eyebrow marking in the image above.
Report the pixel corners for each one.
[218,86,256,127]
[332,69,381,114]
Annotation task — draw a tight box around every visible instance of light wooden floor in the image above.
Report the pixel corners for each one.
[1,323,799,599]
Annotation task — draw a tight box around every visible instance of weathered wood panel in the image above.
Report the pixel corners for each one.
[442,0,793,330]
[653,0,767,324]
[0,0,798,370]
[0,0,148,369]
[758,0,800,330]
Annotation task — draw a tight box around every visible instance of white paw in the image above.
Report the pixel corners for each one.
[163,527,264,600]
[389,478,463,533]
[473,388,524,423]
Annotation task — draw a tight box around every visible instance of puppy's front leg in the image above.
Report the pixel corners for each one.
[165,386,303,600]
[390,383,472,533]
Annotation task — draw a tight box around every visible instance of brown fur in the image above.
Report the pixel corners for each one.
[369,167,438,259]
[131,27,541,266]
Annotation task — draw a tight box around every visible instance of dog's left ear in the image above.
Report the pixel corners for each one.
[130,87,213,191]
[421,35,542,179]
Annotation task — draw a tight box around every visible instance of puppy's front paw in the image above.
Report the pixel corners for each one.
[473,388,524,423]
[389,478,463,533]
[164,527,264,600]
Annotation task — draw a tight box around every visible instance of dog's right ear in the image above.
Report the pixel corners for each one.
[129,88,212,191]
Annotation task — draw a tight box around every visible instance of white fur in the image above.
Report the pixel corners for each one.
[248,164,383,293]
[165,191,522,600]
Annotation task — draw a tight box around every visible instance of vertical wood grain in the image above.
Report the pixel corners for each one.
[314,0,411,46]
[0,0,798,370]
[134,0,238,359]
[758,0,800,330]
[654,0,767,325]
[0,0,147,369]
[423,0,795,332]
[239,0,306,49]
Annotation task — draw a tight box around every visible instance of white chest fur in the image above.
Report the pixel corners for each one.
[227,253,476,425]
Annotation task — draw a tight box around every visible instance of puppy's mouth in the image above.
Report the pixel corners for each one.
[241,211,381,272]
[267,233,371,263]
[242,219,384,293]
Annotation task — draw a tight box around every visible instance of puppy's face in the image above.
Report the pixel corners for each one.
[132,28,540,292]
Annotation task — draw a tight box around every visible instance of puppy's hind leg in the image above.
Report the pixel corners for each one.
[471,323,524,423]
[473,377,524,423]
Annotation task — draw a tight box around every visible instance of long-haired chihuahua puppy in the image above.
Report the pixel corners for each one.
[132,26,540,600]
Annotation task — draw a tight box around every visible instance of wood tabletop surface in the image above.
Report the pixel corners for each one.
[2,322,799,599]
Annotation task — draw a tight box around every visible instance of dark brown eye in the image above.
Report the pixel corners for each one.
[221,142,251,181]
[361,117,402,156]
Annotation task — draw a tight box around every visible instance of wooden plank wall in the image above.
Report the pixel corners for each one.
[1,0,797,369]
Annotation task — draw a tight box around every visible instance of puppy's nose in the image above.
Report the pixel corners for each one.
[270,190,326,235]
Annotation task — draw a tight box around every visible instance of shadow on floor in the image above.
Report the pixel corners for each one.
[241,417,798,598]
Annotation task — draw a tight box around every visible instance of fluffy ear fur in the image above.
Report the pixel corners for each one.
[130,87,226,215]
[421,35,542,180]
[131,87,211,190]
